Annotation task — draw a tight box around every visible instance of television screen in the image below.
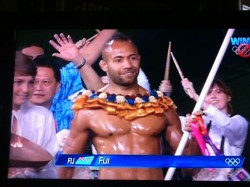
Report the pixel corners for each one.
[1,12,250,187]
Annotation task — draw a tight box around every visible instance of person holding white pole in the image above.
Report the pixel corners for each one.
[182,78,249,181]
[164,28,236,180]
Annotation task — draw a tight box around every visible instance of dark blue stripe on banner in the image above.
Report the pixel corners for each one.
[55,154,244,168]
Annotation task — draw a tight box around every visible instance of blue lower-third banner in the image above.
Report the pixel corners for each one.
[54,154,244,168]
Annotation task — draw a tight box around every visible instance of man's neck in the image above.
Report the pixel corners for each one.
[102,84,144,96]
[30,101,51,110]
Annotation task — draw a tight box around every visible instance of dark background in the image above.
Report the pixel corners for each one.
[15,28,250,119]
[14,29,250,175]
[0,0,245,11]
[0,8,250,187]
[1,0,250,11]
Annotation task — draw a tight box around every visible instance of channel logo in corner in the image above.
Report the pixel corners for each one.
[231,37,250,58]
[75,156,94,165]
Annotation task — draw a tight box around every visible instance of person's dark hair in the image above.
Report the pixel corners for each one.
[109,31,132,42]
[17,43,44,52]
[102,32,137,60]
[14,51,37,77]
[33,56,61,82]
[209,79,233,115]
[105,31,135,46]
[17,43,45,61]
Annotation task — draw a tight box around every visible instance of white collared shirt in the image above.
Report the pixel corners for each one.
[11,101,59,157]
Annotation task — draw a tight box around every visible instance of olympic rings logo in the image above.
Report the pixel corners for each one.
[232,43,250,58]
[225,158,241,166]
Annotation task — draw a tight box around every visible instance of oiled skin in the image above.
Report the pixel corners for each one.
[58,89,196,180]
[57,37,200,180]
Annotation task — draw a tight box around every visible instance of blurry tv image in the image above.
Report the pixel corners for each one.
[4,27,250,187]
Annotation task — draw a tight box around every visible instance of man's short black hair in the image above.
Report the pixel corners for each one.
[33,56,61,82]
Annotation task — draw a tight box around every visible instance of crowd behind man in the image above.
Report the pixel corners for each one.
[9,29,249,181]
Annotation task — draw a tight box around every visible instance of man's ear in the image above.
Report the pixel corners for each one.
[99,60,107,72]
[56,82,61,93]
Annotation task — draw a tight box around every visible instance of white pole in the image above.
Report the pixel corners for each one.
[164,28,235,180]
[239,0,242,10]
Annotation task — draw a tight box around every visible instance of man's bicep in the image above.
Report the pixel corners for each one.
[64,110,90,154]
[164,110,183,153]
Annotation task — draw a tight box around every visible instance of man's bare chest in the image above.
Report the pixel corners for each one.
[88,110,166,137]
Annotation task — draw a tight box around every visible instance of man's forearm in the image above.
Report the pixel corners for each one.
[79,62,105,90]
[80,29,117,65]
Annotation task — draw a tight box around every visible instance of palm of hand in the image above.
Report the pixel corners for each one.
[57,43,80,61]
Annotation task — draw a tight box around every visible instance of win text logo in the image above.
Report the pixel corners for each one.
[231,37,250,58]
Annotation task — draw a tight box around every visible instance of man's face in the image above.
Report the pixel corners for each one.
[102,40,140,87]
[13,75,34,110]
[21,46,44,60]
[30,67,60,109]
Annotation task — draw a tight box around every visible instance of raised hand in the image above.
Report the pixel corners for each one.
[181,78,199,100]
[49,33,83,63]
[159,80,172,96]
[75,38,89,49]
